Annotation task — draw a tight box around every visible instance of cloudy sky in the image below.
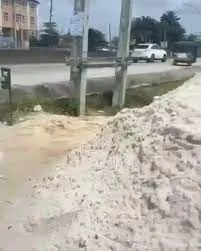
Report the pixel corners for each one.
[39,0,201,37]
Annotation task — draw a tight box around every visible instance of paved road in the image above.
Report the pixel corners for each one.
[1,59,201,86]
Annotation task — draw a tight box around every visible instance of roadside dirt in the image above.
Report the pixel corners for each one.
[0,113,107,216]
[1,74,201,250]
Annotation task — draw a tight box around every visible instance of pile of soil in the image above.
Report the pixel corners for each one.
[1,75,201,250]
[0,114,106,216]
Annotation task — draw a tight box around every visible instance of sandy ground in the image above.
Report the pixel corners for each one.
[0,113,107,216]
[1,75,201,250]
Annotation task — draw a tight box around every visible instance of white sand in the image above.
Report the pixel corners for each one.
[1,75,201,250]
[0,114,106,207]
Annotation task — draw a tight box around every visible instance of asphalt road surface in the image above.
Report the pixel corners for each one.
[1,59,201,86]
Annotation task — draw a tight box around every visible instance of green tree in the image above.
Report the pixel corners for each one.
[29,35,39,47]
[160,11,185,45]
[187,34,197,41]
[131,16,160,44]
[88,28,108,51]
[40,22,60,47]
[59,33,73,48]
[111,36,119,49]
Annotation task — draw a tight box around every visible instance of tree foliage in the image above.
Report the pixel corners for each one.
[88,28,108,51]
[29,35,39,47]
[130,11,186,47]
[111,36,119,49]
[187,34,197,41]
[131,16,161,44]
[59,28,108,51]
[160,11,186,44]
[40,22,60,47]
[161,11,181,24]
[59,33,72,48]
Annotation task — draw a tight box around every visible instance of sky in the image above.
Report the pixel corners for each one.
[39,0,201,37]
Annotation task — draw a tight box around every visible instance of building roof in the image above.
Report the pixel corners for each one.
[29,0,40,4]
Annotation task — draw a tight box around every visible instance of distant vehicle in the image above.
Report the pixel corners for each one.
[172,41,197,63]
[97,47,110,52]
[131,43,167,63]
[172,52,193,66]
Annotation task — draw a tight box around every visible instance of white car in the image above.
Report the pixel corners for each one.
[131,44,167,63]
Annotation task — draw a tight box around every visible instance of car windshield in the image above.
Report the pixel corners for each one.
[135,45,149,49]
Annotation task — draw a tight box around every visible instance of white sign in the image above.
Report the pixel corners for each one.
[70,12,84,36]
[160,41,168,49]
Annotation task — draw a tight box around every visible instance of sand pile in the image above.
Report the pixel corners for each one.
[0,113,106,221]
[1,75,201,250]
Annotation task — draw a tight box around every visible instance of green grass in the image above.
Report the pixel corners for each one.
[125,80,183,108]
[0,80,184,125]
[0,98,79,125]
[86,80,184,115]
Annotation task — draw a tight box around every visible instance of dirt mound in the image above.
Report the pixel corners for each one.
[1,75,201,250]
[0,113,107,219]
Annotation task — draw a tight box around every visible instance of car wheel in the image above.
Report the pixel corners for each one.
[173,60,177,66]
[161,55,167,62]
[147,54,155,63]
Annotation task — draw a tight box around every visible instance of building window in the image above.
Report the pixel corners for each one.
[30,16,35,24]
[16,14,21,22]
[30,3,35,9]
[22,1,27,8]
[16,0,21,6]
[3,0,9,5]
[22,15,26,23]
[3,12,9,22]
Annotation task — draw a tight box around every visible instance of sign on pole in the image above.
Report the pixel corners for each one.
[70,12,84,37]
[75,0,85,12]
[1,67,12,105]
[1,67,11,90]
[160,41,168,49]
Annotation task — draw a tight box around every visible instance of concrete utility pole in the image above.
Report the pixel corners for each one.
[70,0,89,116]
[113,0,133,108]
[109,24,112,52]
[0,0,3,36]
[49,0,53,23]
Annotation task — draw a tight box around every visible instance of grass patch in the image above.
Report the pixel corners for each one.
[125,80,183,108]
[0,79,184,125]
[0,98,79,125]
[86,80,184,115]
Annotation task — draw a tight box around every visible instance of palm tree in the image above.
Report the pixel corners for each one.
[160,11,185,45]
[160,11,181,26]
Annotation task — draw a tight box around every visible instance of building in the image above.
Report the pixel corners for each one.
[0,0,39,48]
